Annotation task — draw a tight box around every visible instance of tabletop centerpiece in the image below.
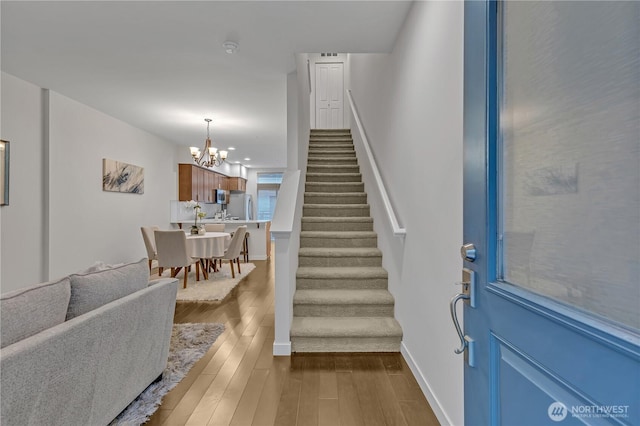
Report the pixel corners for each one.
[185,200,206,235]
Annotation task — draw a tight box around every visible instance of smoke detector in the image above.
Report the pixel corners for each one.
[223,41,238,54]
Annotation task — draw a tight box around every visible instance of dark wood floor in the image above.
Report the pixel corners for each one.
[147,256,439,426]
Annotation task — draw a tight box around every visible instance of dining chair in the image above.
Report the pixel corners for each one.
[140,226,163,276]
[212,226,247,279]
[203,223,225,271]
[154,230,201,288]
[240,232,250,263]
[204,223,225,232]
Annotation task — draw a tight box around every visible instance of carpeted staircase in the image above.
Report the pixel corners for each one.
[290,129,403,352]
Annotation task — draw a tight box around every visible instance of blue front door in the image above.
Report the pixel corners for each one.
[461,1,639,425]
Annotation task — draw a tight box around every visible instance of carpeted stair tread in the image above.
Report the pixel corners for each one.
[309,138,354,143]
[302,217,373,223]
[291,317,402,338]
[300,231,377,239]
[301,217,374,231]
[296,266,388,279]
[298,247,382,257]
[307,157,358,163]
[304,193,367,205]
[307,164,360,172]
[304,192,366,197]
[306,173,361,177]
[305,182,365,193]
[300,231,377,247]
[308,151,355,156]
[303,203,369,209]
[303,204,370,217]
[294,289,394,305]
[307,155,357,159]
[306,181,364,186]
[306,173,362,182]
[308,144,354,149]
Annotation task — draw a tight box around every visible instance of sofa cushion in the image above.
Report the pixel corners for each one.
[66,258,149,320]
[0,277,71,349]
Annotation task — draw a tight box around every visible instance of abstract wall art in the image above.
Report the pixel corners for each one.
[102,158,144,194]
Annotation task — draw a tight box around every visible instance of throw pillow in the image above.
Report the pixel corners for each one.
[66,258,149,320]
[0,277,71,349]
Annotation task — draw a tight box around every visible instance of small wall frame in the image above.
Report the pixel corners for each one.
[0,140,9,206]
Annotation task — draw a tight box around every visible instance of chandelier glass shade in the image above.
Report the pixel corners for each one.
[190,118,228,168]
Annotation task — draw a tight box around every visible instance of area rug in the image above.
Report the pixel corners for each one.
[110,322,225,426]
[168,262,256,302]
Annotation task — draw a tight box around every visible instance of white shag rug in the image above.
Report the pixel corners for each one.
[110,322,225,426]
[155,262,255,301]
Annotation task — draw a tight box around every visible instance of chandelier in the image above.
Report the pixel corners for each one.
[190,118,228,168]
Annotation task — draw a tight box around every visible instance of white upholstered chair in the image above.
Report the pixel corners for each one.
[204,223,225,232]
[212,226,247,278]
[204,223,226,271]
[154,230,201,288]
[140,226,163,275]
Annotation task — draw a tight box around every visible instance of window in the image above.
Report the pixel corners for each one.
[257,173,283,221]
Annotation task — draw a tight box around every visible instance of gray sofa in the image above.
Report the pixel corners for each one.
[0,258,178,426]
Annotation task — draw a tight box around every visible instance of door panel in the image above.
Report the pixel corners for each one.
[316,64,329,128]
[315,62,344,129]
[462,2,640,425]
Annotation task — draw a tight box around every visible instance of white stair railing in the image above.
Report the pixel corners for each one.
[347,90,406,238]
[270,169,303,356]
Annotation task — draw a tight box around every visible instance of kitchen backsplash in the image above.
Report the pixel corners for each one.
[170,200,221,222]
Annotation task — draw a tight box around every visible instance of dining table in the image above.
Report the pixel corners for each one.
[184,231,231,279]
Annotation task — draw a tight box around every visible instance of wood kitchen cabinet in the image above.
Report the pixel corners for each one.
[178,164,240,202]
[228,177,247,192]
[206,172,216,203]
[179,163,205,201]
[218,176,229,191]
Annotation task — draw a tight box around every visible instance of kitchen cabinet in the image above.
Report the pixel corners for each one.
[219,176,229,191]
[228,177,247,192]
[206,172,216,203]
[178,164,238,202]
[179,164,203,201]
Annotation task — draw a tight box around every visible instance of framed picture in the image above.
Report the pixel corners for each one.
[102,158,144,194]
[0,140,9,206]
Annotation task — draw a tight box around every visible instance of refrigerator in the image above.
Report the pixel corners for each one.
[227,193,254,220]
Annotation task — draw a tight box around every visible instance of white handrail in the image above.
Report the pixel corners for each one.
[270,170,301,235]
[347,90,406,238]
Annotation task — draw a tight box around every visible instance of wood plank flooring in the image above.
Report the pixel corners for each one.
[147,256,440,426]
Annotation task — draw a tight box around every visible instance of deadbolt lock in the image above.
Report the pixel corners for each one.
[460,243,476,262]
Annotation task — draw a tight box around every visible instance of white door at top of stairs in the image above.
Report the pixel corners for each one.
[315,62,344,129]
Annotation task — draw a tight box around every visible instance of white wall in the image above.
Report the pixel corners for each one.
[1,73,47,289]
[47,92,178,278]
[349,2,464,425]
[287,70,299,171]
[1,72,180,289]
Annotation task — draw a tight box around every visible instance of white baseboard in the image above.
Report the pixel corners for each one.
[249,255,267,261]
[273,341,291,356]
[401,342,455,426]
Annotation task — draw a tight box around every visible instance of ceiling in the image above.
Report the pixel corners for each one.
[1,1,412,168]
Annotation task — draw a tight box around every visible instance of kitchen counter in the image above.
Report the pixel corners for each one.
[204,219,269,225]
[173,219,269,226]
[172,220,271,260]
